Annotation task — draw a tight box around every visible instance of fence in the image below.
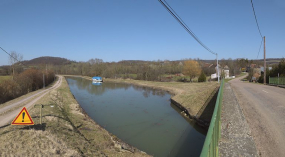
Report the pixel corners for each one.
[200,79,224,157]
[269,77,285,86]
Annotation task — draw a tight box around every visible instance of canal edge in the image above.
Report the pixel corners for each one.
[63,76,150,156]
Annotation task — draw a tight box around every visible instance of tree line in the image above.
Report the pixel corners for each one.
[0,69,55,103]
[47,58,248,82]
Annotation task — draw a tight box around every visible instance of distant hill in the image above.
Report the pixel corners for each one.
[22,56,75,65]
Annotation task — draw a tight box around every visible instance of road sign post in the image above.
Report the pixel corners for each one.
[34,104,54,125]
[34,104,43,124]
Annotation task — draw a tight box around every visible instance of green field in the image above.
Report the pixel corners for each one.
[0,76,12,83]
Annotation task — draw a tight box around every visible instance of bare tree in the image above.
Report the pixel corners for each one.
[9,51,23,80]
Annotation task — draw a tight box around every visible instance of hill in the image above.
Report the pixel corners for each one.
[22,56,75,66]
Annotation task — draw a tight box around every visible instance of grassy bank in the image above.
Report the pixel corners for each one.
[84,76,219,117]
[0,77,149,156]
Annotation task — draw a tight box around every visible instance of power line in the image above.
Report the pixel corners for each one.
[158,0,216,55]
[250,0,263,38]
[256,38,263,59]
[162,0,198,38]
[0,47,26,66]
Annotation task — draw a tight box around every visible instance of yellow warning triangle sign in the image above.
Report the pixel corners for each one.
[11,107,34,125]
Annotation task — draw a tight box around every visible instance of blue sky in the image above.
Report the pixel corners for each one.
[0,0,284,65]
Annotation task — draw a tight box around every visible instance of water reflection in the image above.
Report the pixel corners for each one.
[65,76,205,157]
[66,76,167,98]
[92,82,102,86]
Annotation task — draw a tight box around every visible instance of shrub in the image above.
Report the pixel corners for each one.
[198,71,206,82]
[0,69,55,103]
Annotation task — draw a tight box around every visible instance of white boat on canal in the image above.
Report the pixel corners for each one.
[92,76,103,83]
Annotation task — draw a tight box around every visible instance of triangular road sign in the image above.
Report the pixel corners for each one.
[11,107,34,125]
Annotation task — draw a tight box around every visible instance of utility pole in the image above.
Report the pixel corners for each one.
[264,36,266,85]
[278,73,279,85]
[216,53,220,83]
[43,73,45,89]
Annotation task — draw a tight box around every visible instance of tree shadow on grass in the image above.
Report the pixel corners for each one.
[20,123,47,131]
[0,123,46,136]
[0,124,10,129]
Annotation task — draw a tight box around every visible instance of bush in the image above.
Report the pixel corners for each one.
[0,69,55,104]
[198,72,206,82]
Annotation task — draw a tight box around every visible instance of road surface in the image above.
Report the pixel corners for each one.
[0,76,62,127]
[230,75,285,157]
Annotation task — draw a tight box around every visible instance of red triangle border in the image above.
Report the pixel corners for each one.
[11,107,34,125]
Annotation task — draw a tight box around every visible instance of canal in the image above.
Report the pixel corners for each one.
[66,77,206,157]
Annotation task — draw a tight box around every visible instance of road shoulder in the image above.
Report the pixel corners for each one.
[219,82,258,157]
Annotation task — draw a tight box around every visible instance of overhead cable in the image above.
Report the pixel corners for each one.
[0,47,26,66]
[250,0,263,38]
[256,38,263,59]
[158,0,216,55]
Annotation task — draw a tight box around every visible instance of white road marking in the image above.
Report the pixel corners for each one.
[262,90,269,93]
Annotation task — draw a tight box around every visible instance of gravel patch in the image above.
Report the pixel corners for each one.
[219,83,258,157]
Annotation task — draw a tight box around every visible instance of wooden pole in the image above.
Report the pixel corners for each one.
[264,36,266,85]
[40,104,42,124]
[43,73,45,89]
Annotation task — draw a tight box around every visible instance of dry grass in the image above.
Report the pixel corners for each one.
[102,78,220,116]
[0,77,149,157]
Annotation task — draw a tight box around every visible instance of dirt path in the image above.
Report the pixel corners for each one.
[230,75,285,156]
[0,76,62,127]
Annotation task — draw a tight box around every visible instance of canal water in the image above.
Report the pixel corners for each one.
[66,77,206,157]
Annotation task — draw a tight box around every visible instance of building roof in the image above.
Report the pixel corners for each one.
[203,63,213,68]
[223,65,229,70]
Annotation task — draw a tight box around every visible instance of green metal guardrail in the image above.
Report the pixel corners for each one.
[269,77,285,85]
[200,79,224,157]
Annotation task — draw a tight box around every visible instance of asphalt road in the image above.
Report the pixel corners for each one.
[230,75,285,157]
[0,76,62,127]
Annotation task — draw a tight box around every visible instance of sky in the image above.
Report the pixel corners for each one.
[0,0,285,65]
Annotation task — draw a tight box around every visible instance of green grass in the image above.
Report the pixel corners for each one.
[0,75,12,83]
